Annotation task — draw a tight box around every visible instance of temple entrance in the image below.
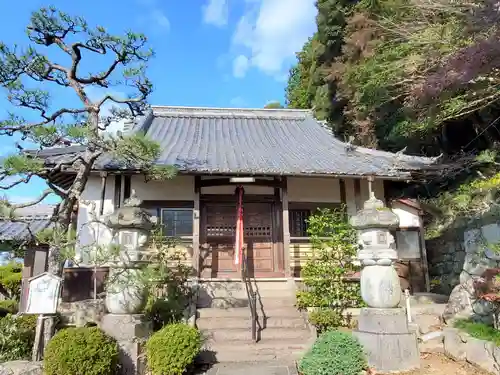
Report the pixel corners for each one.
[200,197,284,278]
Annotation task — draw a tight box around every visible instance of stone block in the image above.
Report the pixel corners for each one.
[443,327,467,361]
[100,314,151,341]
[99,314,151,375]
[0,361,42,375]
[354,307,419,373]
[465,337,500,374]
[353,329,419,373]
[357,308,409,334]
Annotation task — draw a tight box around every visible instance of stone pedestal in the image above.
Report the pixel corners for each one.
[100,314,152,375]
[353,308,420,373]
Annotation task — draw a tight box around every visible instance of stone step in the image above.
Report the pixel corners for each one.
[410,293,449,305]
[198,296,297,309]
[197,316,307,330]
[411,303,446,316]
[202,327,311,342]
[198,340,311,363]
[198,307,303,319]
[199,280,295,292]
[199,289,296,300]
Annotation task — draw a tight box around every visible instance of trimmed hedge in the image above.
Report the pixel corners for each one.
[298,330,366,375]
[146,323,202,375]
[43,327,119,375]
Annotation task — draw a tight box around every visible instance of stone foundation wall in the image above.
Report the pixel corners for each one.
[427,222,500,296]
[427,221,500,322]
[426,231,465,295]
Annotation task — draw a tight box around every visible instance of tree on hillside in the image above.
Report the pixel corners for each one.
[285,0,356,139]
[0,7,174,337]
[287,0,500,154]
[264,101,284,109]
[286,0,500,235]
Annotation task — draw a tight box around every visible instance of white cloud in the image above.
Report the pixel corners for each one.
[231,0,316,78]
[150,9,170,31]
[136,0,170,33]
[233,55,249,78]
[202,0,229,27]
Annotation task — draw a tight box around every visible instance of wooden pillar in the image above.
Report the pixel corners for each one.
[344,179,357,217]
[354,178,362,211]
[282,177,291,278]
[193,176,201,277]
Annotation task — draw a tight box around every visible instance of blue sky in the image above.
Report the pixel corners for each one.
[0,0,318,205]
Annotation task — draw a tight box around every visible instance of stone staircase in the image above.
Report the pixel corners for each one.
[195,280,315,363]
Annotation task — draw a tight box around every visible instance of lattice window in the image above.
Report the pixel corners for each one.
[289,209,311,237]
[161,208,193,237]
[205,205,236,237]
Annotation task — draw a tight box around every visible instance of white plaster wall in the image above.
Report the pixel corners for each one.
[76,176,115,265]
[392,201,421,228]
[288,177,341,203]
[131,175,195,200]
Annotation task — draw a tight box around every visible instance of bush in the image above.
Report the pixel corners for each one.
[146,323,202,375]
[0,314,37,361]
[0,299,19,316]
[298,330,366,375]
[43,327,119,375]
[296,207,364,332]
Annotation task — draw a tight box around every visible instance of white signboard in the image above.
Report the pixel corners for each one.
[25,272,62,315]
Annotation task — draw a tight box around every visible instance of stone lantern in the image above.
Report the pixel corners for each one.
[349,192,400,308]
[103,190,155,314]
[351,191,420,373]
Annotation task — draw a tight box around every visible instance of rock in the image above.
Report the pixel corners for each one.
[443,327,467,361]
[465,337,500,374]
[0,361,43,375]
[443,281,474,323]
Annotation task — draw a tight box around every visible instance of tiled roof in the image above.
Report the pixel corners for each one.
[29,106,438,178]
[0,204,54,241]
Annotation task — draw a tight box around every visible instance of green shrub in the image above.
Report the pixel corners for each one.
[298,330,367,375]
[0,314,37,361]
[0,299,19,316]
[43,327,119,375]
[454,319,500,345]
[296,207,364,332]
[146,323,202,375]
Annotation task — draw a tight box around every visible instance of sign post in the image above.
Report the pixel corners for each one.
[25,272,62,361]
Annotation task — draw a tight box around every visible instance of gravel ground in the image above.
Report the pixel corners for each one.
[382,353,492,375]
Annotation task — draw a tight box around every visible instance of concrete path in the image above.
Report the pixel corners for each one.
[200,361,299,375]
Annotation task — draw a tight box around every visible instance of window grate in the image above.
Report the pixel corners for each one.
[289,209,311,237]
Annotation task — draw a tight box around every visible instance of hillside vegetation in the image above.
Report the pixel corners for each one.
[286,0,500,235]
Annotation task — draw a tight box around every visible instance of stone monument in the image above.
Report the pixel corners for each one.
[100,190,154,375]
[351,191,420,373]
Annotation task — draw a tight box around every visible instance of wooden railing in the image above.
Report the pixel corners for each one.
[241,250,258,342]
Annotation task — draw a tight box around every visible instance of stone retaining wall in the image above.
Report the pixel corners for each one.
[426,230,465,295]
[427,221,500,323]
[443,327,500,374]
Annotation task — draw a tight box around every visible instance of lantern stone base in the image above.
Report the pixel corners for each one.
[353,308,420,373]
[100,314,152,375]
